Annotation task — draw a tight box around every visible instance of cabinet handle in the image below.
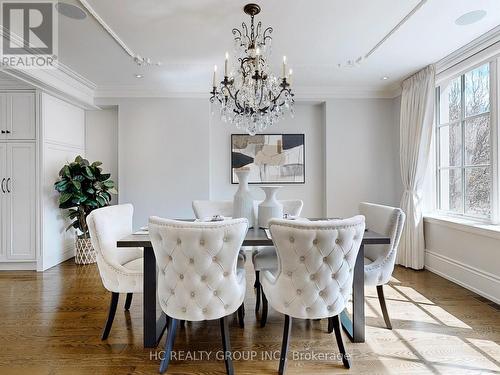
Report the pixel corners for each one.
[6,178,11,193]
[1,178,5,193]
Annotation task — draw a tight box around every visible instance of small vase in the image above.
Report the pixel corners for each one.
[233,169,254,228]
[75,237,96,265]
[258,186,283,229]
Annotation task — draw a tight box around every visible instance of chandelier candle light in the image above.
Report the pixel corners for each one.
[210,3,295,136]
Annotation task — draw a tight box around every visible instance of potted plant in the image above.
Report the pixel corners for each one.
[54,156,117,264]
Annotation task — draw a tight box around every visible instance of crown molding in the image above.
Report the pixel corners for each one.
[95,83,402,100]
[2,63,98,109]
[436,24,500,76]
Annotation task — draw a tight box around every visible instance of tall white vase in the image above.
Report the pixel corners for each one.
[233,169,254,228]
[258,186,283,229]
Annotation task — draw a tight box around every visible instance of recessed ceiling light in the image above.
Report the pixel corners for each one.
[381,76,389,80]
[455,10,487,26]
[55,2,87,20]
[134,74,144,79]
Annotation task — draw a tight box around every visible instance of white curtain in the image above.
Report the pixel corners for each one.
[398,65,435,269]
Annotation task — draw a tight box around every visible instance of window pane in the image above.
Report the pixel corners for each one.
[465,63,490,117]
[465,114,490,166]
[439,169,462,213]
[439,124,461,167]
[439,77,461,124]
[465,167,491,217]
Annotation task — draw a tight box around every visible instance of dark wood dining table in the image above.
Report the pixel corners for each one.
[117,222,390,348]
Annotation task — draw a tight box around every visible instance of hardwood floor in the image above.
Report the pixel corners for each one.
[0,259,499,374]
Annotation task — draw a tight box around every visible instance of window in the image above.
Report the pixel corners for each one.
[436,63,493,219]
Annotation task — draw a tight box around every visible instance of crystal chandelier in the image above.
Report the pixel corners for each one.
[210,3,294,136]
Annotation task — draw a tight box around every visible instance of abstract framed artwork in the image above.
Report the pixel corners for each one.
[231,134,305,184]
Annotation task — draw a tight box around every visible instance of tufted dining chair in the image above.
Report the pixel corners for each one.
[261,216,365,373]
[86,204,143,340]
[252,200,303,325]
[359,202,405,330]
[148,217,248,375]
[192,200,233,220]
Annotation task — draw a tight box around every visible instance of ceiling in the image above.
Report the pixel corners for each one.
[55,0,500,96]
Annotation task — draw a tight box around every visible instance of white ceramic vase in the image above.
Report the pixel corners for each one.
[233,169,254,228]
[258,186,283,229]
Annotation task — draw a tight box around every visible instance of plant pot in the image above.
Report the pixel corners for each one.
[75,237,96,265]
[233,169,254,228]
[258,186,283,229]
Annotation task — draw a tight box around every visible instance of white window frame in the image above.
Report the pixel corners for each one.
[435,58,499,223]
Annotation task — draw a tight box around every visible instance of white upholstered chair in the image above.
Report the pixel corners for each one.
[192,200,246,267]
[359,202,405,329]
[251,200,303,325]
[148,217,248,374]
[86,204,143,340]
[192,200,233,220]
[261,216,365,372]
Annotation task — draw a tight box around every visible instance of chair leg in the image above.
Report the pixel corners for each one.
[327,317,334,333]
[331,315,351,369]
[237,303,245,328]
[278,315,292,375]
[180,320,185,328]
[159,318,178,374]
[220,316,234,375]
[260,286,268,328]
[254,270,261,313]
[101,292,119,340]
[124,293,133,311]
[377,285,392,330]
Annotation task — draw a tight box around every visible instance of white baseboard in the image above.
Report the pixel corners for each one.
[0,262,37,271]
[425,249,500,304]
[39,245,75,271]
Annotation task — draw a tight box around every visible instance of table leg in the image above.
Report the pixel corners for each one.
[340,244,365,343]
[143,247,168,348]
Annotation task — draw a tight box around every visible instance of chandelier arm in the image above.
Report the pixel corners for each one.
[263,27,273,44]
[255,21,262,42]
[232,28,243,44]
[241,22,251,47]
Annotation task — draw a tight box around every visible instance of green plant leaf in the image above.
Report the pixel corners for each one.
[59,192,72,204]
[103,180,114,188]
[98,173,111,181]
[73,175,84,182]
[72,180,81,190]
[109,187,118,195]
[91,161,102,167]
[83,166,94,179]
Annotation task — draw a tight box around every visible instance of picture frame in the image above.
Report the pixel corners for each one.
[231,133,305,184]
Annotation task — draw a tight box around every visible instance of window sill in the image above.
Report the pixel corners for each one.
[424,213,500,240]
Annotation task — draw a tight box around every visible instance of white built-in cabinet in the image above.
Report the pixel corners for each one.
[0,92,37,265]
[0,93,36,140]
[0,143,36,261]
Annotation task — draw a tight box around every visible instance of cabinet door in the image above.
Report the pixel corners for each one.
[0,94,7,140]
[8,93,36,140]
[0,144,7,260]
[5,143,36,260]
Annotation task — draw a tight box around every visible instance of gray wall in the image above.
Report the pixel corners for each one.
[325,98,402,217]
[85,108,119,204]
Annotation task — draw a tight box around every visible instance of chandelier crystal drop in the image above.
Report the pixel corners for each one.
[210,3,294,136]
